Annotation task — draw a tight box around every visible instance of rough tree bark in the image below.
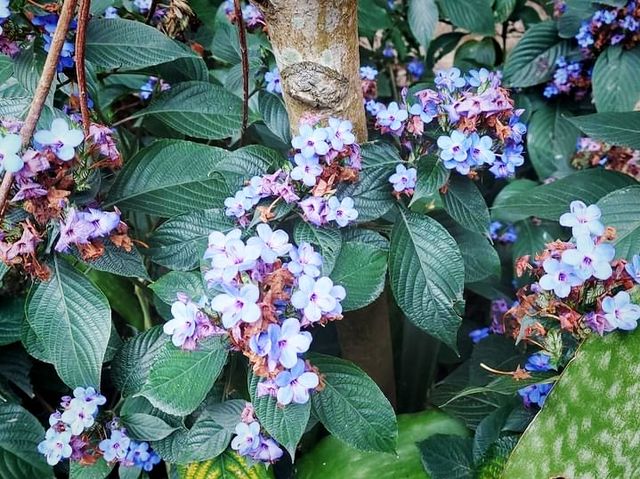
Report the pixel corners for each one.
[255,0,396,404]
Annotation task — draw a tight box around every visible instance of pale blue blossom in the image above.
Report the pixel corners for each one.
[602,291,640,331]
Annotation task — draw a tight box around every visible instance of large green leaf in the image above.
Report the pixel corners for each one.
[526,104,580,179]
[0,404,51,479]
[336,142,398,222]
[85,18,195,70]
[490,179,538,223]
[441,176,490,234]
[148,209,235,270]
[568,111,640,149]
[557,0,595,38]
[310,353,397,453]
[108,140,233,217]
[121,413,178,441]
[111,326,168,397]
[79,241,149,280]
[150,271,205,305]
[130,81,250,140]
[411,155,449,206]
[69,459,113,479]
[0,297,24,346]
[140,337,228,416]
[26,256,111,388]
[248,373,310,459]
[512,219,564,262]
[420,435,475,479]
[491,169,637,222]
[592,46,640,113]
[389,209,465,348]
[409,0,439,50]
[438,0,494,35]
[597,185,640,260]
[504,330,640,478]
[503,21,569,88]
[258,91,291,145]
[176,449,274,479]
[293,221,342,276]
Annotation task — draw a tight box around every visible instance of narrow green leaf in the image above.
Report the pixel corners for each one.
[409,0,439,50]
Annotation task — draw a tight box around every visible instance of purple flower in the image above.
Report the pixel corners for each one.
[376,102,408,133]
[224,189,255,218]
[291,153,323,187]
[326,118,356,151]
[382,42,395,58]
[99,429,131,462]
[288,242,323,278]
[469,327,490,343]
[268,317,312,368]
[468,133,495,165]
[55,208,95,252]
[38,429,72,466]
[327,196,358,227]
[359,66,378,81]
[366,100,385,116]
[561,235,615,281]
[265,68,282,94]
[466,68,490,87]
[538,258,582,298]
[559,201,605,238]
[163,300,198,347]
[388,164,417,193]
[291,275,345,323]
[518,383,552,408]
[218,238,262,283]
[33,119,84,161]
[625,254,640,284]
[211,284,261,328]
[409,100,438,125]
[299,196,328,226]
[231,421,261,455]
[584,311,607,335]
[252,436,284,463]
[79,208,120,238]
[435,67,466,92]
[0,132,22,173]
[70,387,106,414]
[525,353,553,372]
[292,124,330,159]
[602,291,640,332]
[124,441,150,467]
[275,359,320,405]
[250,223,292,264]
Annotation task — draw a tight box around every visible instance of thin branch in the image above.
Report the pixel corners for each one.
[233,0,249,141]
[75,0,92,136]
[0,0,78,218]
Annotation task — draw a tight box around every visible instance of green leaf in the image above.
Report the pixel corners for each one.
[419,435,475,479]
[0,403,52,479]
[86,270,143,330]
[389,209,465,348]
[151,271,205,304]
[438,0,495,35]
[358,0,392,36]
[441,176,490,234]
[140,337,228,416]
[454,38,497,70]
[557,0,595,38]
[426,32,465,68]
[597,185,640,260]
[86,18,195,71]
[330,241,387,311]
[409,0,439,50]
[108,140,234,217]
[258,91,291,145]
[148,209,234,270]
[0,55,13,85]
[411,155,450,206]
[503,21,569,88]
[310,353,397,453]
[293,221,342,276]
[0,297,24,346]
[70,459,113,479]
[592,46,640,112]
[504,331,640,478]
[472,404,513,461]
[512,219,564,262]
[111,326,169,397]
[130,81,250,140]
[121,413,178,441]
[248,373,310,459]
[569,111,640,149]
[176,449,274,479]
[490,179,538,222]
[26,256,111,388]
[79,242,149,280]
[493,0,517,22]
[491,169,636,222]
[526,104,580,179]
[336,142,398,222]
[220,145,282,177]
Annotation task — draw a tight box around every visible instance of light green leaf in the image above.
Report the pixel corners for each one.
[26,256,111,388]
[140,337,228,416]
[592,46,640,112]
[569,111,640,149]
[108,140,234,217]
[597,185,640,260]
[409,0,439,50]
[148,209,235,270]
[176,449,274,478]
[441,176,490,234]
[438,0,495,35]
[130,81,251,140]
[330,241,387,311]
[310,353,397,453]
[121,413,178,441]
[0,403,52,479]
[249,373,310,459]
[86,18,195,71]
[493,0,518,22]
[388,209,465,348]
[503,21,569,88]
[258,91,291,145]
[293,221,342,276]
[151,271,205,304]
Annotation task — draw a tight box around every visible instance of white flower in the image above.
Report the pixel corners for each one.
[287,242,323,278]
[211,284,261,328]
[249,223,292,264]
[291,275,344,322]
[163,301,198,347]
[0,133,23,173]
[34,119,84,161]
[290,153,322,187]
[326,196,358,227]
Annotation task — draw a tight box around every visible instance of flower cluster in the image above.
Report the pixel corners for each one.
[163,293,224,350]
[230,403,283,464]
[571,137,640,181]
[32,14,76,71]
[99,421,161,471]
[543,57,592,100]
[264,67,282,95]
[223,119,360,228]
[576,0,640,56]
[517,353,556,408]
[374,67,526,180]
[55,206,125,257]
[490,221,517,244]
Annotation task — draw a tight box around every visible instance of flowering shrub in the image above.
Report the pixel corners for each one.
[0,0,638,478]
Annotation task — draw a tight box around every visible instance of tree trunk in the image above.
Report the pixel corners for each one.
[256,0,396,405]
[254,0,367,141]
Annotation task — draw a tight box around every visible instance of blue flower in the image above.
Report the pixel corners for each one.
[388,164,417,193]
[525,353,553,372]
[407,59,425,78]
[291,153,322,187]
[518,383,552,407]
[264,68,282,95]
[0,0,10,21]
[437,131,470,163]
[104,6,119,18]
[291,124,330,159]
[538,258,583,298]
[359,66,378,81]
[327,196,358,227]
[366,100,385,116]
[435,68,466,92]
[99,429,131,462]
[468,133,495,166]
[469,327,490,343]
[274,359,320,405]
[38,429,72,466]
[625,254,640,284]
[231,421,261,456]
[602,291,640,332]
[466,68,490,87]
[376,102,408,133]
[34,119,84,161]
[561,235,615,281]
[559,201,605,238]
[382,42,395,58]
[409,101,437,124]
[576,22,594,48]
[0,133,23,173]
